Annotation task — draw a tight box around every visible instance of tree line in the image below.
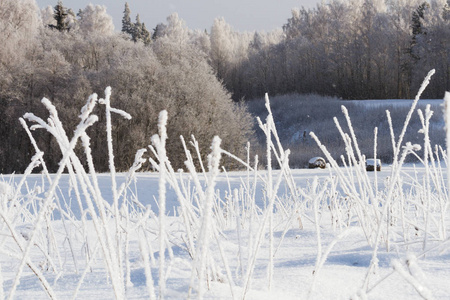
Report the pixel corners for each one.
[209,0,450,101]
[0,0,253,173]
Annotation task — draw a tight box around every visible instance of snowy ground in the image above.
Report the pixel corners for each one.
[1,165,450,299]
[349,99,443,108]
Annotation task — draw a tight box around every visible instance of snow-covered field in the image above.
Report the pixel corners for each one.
[1,74,450,299]
[1,165,450,299]
[350,99,443,108]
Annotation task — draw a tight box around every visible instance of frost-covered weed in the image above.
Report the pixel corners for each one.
[310,70,446,297]
[1,74,448,299]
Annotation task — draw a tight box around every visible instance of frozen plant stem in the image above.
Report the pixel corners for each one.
[151,110,169,299]
[139,231,156,300]
[418,107,433,251]
[99,87,132,292]
[308,228,359,298]
[191,136,222,299]
[10,97,100,300]
[444,92,450,239]
[363,144,422,291]
[241,97,291,299]
[392,259,435,299]
[264,93,275,291]
[393,69,435,166]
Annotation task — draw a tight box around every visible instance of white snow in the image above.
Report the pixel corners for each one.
[308,157,324,164]
[366,159,381,166]
[0,164,449,299]
[349,99,443,108]
[0,182,13,200]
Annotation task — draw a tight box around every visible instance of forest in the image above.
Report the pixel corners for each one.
[222,0,450,101]
[1,0,450,173]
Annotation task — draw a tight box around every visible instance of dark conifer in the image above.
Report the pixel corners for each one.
[121,2,133,35]
[49,0,69,32]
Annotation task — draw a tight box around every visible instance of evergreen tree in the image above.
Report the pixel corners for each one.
[121,3,150,45]
[121,2,133,35]
[49,0,69,32]
[152,23,167,40]
[141,22,151,45]
[412,2,429,36]
[132,14,142,42]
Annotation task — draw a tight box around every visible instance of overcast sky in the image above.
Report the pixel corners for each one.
[35,0,321,32]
